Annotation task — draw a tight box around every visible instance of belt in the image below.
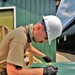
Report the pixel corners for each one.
[0,68,7,75]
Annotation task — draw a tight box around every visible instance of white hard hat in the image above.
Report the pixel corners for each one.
[43,15,62,44]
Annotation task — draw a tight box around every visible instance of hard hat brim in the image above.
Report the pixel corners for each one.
[43,15,51,45]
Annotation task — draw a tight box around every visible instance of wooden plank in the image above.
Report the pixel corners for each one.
[1,26,5,39]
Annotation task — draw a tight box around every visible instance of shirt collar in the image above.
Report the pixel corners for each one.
[28,24,33,42]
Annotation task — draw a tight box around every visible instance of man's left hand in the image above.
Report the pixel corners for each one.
[43,56,52,62]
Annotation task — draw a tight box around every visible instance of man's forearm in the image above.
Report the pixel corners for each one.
[7,68,43,75]
[7,63,58,75]
[23,68,44,75]
[7,63,44,75]
[29,46,45,57]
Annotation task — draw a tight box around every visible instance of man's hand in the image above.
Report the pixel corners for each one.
[43,65,58,75]
[43,56,52,62]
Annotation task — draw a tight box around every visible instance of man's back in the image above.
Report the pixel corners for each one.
[0,26,27,68]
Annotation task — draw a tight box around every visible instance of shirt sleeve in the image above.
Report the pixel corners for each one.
[7,41,25,67]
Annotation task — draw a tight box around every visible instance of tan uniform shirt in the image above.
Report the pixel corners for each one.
[0,24,33,68]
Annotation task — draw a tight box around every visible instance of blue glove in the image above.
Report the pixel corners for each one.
[43,56,52,62]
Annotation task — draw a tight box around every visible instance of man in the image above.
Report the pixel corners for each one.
[0,15,62,75]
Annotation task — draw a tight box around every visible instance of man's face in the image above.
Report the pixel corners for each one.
[33,24,48,43]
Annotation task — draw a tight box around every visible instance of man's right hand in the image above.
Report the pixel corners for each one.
[43,65,58,75]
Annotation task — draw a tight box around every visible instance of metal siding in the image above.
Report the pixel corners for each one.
[57,18,75,54]
[0,0,56,62]
[0,0,2,7]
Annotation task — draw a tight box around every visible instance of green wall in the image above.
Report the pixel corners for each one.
[0,0,56,62]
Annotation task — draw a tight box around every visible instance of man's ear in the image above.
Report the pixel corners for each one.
[37,24,42,30]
